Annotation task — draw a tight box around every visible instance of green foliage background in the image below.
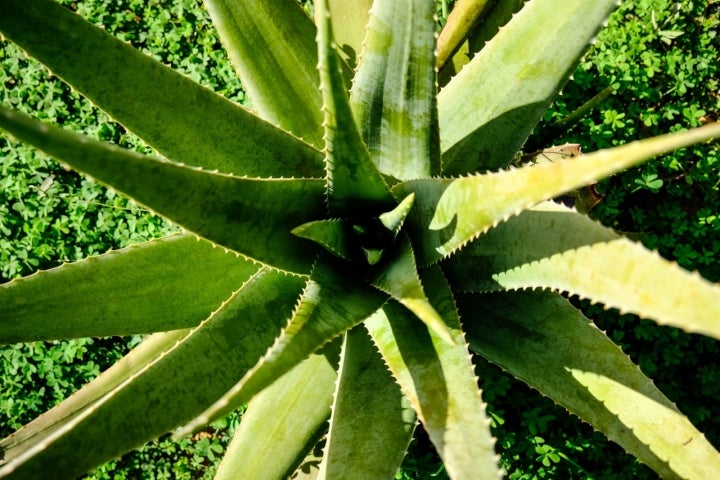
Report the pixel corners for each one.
[0,0,718,478]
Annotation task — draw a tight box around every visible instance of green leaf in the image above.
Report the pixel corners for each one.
[317,0,394,216]
[292,442,324,480]
[438,0,619,173]
[318,327,415,479]
[0,106,326,274]
[371,235,454,344]
[379,193,415,237]
[365,266,500,480]
[292,219,357,262]
[215,342,339,480]
[350,0,440,180]
[203,0,324,148]
[0,268,305,479]
[438,0,525,87]
[447,201,720,340]
[436,0,494,71]
[0,329,190,477]
[460,290,720,479]
[0,0,324,178]
[292,195,415,264]
[397,123,720,265]
[327,0,373,69]
[177,257,388,435]
[0,234,258,343]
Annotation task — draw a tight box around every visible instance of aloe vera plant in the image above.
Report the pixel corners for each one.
[1,0,720,478]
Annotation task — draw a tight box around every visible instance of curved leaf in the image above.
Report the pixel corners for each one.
[318,327,415,479]
[445,201,720,340]
[178,257,388,435]
[460,290,720,479]
[292,194,416,264]
[438,0,526,87]
[350,0,440,180]
[397,123,720,265]
[379,193,416,236]
[292,219,357,262]
[436,0,494,71]
[0,234,257,343]
[371,235,454,344]
[438,0,618,173]
[215,343,339,480]
[365,266,500,480]
[203,0,324,148]
[0,0,324,178]
[317,0,394,216]
[327,0,373,69]
[0,106,326,274]
[292,443,324,480]
[0,269,305,479]
[0,330,191,480]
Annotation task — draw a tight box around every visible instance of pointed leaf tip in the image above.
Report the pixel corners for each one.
[291,219,354,262]
[178,258,388,434]
[372,235,455,345]
[379,193,416,237]
[366,267,500,479]
[399,122,720,265]
[316,0,394,216]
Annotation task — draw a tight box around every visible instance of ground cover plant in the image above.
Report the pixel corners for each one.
[0,1,235,477]
[473,1,720,477]
[1,0,720,479]
[0,4,701,480]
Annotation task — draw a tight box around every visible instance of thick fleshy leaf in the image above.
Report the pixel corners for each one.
[438,0,525,87]
[0,234,257,343]
[365,266,500,480]
[379,193,415,237]
[350,0,440,180]
[397,123,720,265]
[318,327,415,479]
[436,0,495,71]
[0,269,305,479]
[0,106,326,274]
[445,201,720,340]
[371,235,454,344]
[215,342,339,480]
[327,0,373,68]
[460,290,720,479]
[178,257,388,435]
[292,219,356,262]
[203,0,323,148]
[317,0,394,216]
[292,443,324,479]
[0,0,324,178]
[0,330,190,477]
[438,0,618,173]
[292,194,416,265]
